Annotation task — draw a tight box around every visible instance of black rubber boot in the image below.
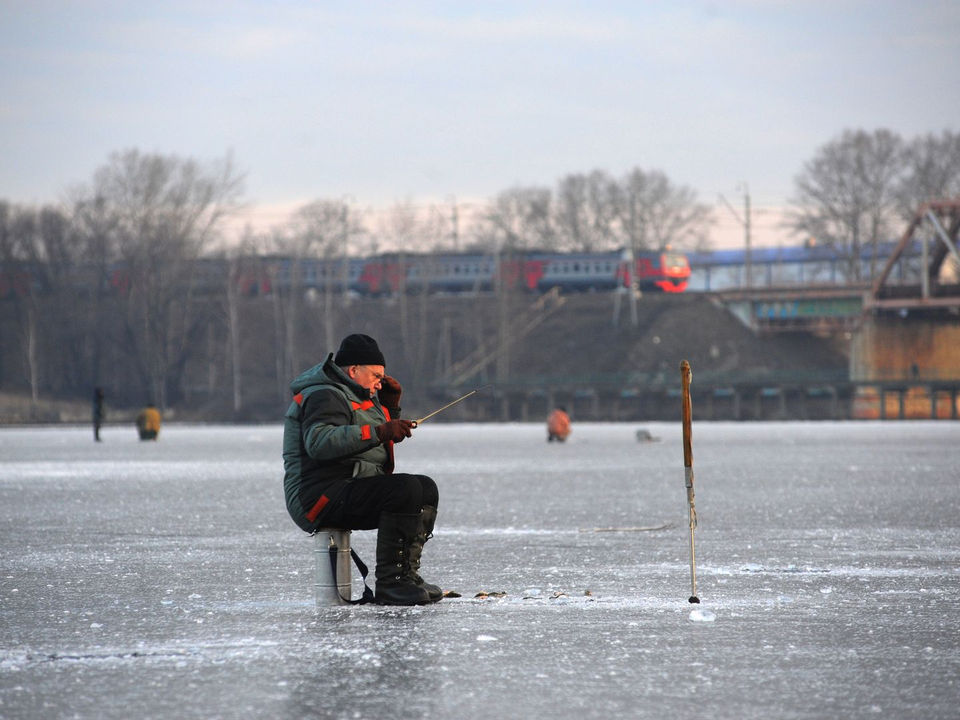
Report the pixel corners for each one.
[375,512,432,606]
[408,506,443,602]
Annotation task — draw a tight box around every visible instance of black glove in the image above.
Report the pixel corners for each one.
[375,419,414,444]
[378,376,402,413]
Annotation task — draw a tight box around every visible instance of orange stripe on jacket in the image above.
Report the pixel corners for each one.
[306,495,329,522]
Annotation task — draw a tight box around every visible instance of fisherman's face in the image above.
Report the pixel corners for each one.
[349,364,385,393]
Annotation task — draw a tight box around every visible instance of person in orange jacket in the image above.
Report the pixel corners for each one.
[547,406,571,443]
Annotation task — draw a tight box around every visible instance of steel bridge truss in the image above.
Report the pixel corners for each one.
[870,199,960,311]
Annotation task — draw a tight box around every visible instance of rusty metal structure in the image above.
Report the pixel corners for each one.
[847,200,960,418]
[869,199,960,311]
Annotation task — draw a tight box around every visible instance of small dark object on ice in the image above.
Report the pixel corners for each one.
[475,591,507,598]
[689,596,700,604]
[580,522,673,533]
[442,590,462,599]
[636,428,661,443]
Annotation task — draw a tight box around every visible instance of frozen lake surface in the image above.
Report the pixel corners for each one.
[1,421,958,719]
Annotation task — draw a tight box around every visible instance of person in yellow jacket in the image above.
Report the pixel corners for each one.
[136,403,162,440]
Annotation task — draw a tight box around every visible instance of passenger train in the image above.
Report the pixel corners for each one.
[3,240,926,301]
[200,249,691,297]
[0,249,690,300]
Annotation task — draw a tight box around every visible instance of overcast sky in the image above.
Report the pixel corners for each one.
[1,1,957,249]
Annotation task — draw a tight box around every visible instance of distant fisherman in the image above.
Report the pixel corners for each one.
[547,406,571,443]
[282,334,442,606]
[93,387,105,442]
[136,402,161,440]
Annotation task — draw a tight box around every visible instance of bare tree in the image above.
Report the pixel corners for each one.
[282,199,363,359]
[216,228,269,415]
[0,203,42,399]
[896,129,960,218]
[72,149,245,407]
[378,200,444,376]
[477,186,557,253]
[554,170,620,252]
[788,129,905,281]
[71,193,125,398]
[618,168,712,252]
[471,189,557,384]
[0,202,87,400]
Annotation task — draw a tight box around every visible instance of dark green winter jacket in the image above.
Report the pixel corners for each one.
[282,354,394,532]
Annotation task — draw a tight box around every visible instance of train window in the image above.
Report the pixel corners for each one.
[573,262,580,272]
[454,265,460,274]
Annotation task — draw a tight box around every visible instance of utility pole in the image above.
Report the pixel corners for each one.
[629,195,639,326]
[614,197,640,327]
[719,183,753,290]
[340,195,354,302]
[449,195,459,252]
[744,185,752,290]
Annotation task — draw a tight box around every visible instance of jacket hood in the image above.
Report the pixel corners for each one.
[289,353,370,399]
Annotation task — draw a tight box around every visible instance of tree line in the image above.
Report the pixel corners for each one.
[788,129,960,280]
[1,128,958,413]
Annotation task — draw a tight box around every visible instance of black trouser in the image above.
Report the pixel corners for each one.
[334,473,438,531]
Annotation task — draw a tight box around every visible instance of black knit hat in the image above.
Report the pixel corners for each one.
[334,333,386,367]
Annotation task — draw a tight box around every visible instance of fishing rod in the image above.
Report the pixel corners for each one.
[680,360,700,604]
[410,385,494,428]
